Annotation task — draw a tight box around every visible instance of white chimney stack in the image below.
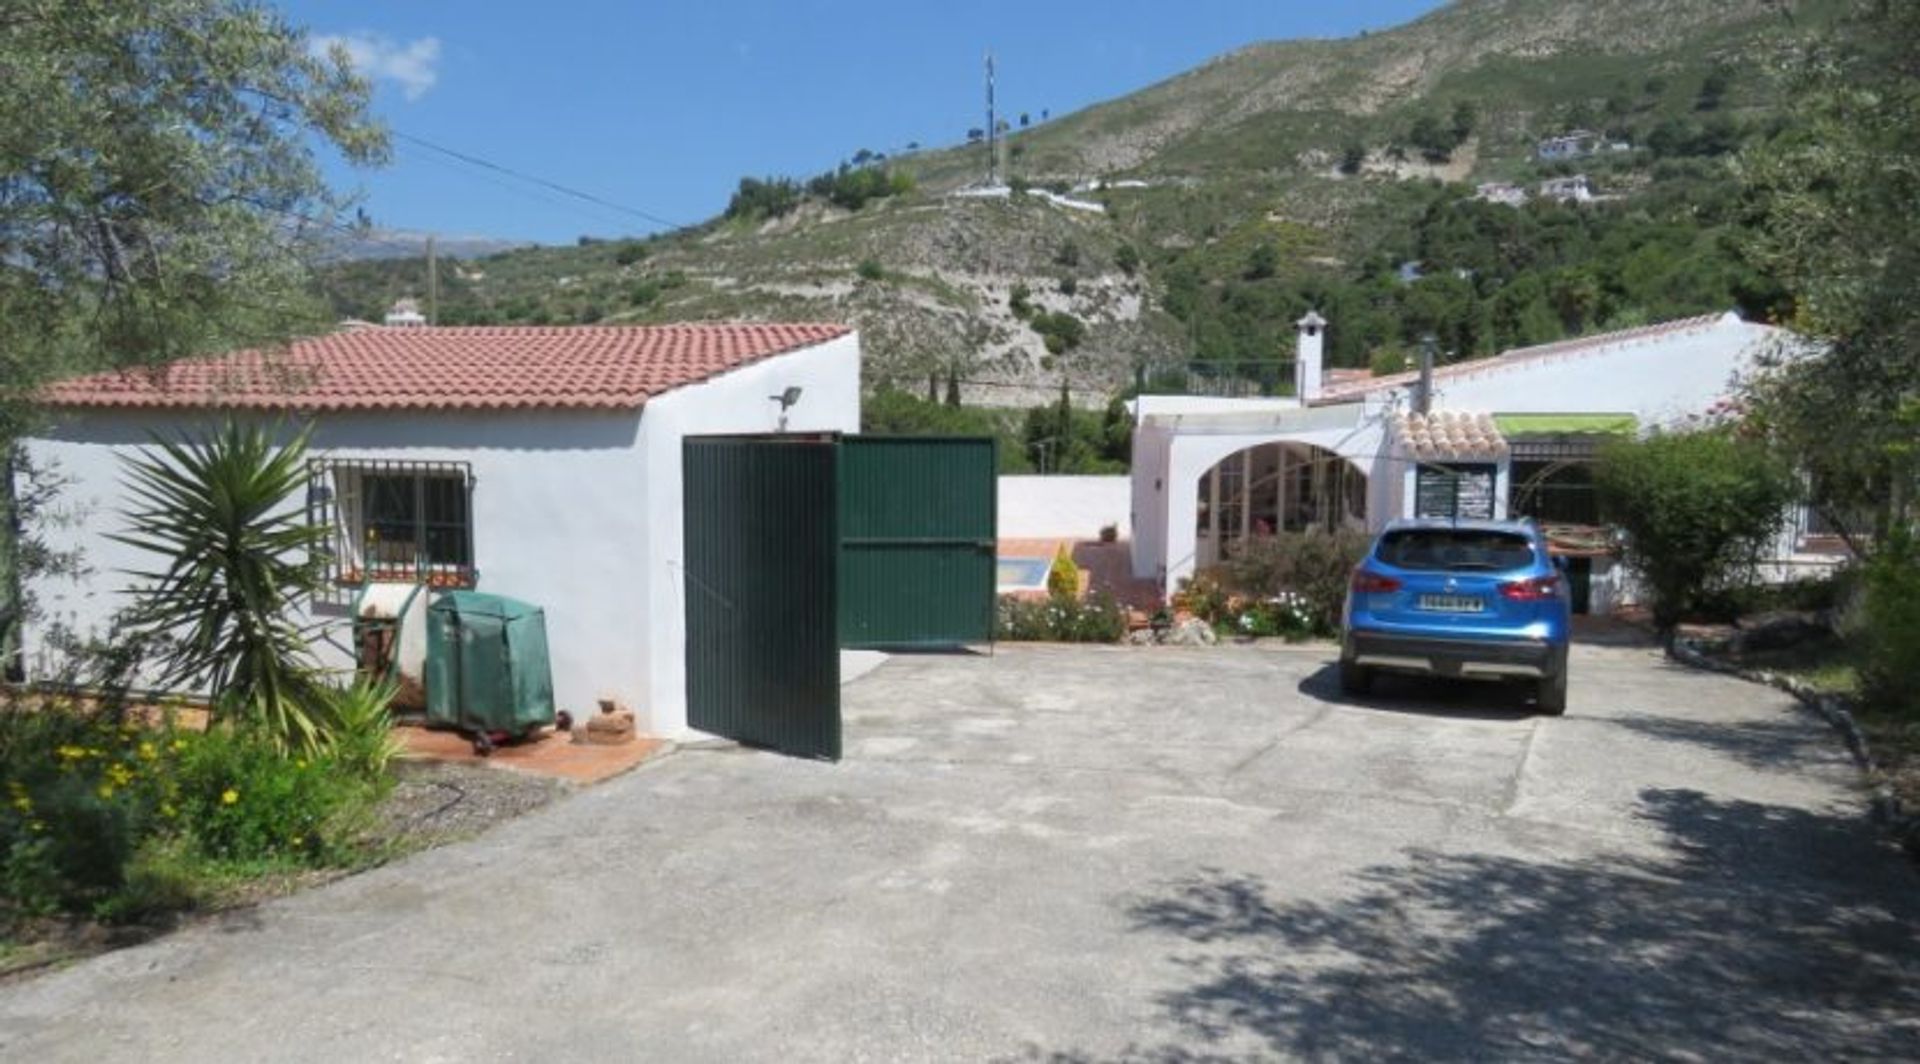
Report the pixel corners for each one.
[1295,310,1327,401]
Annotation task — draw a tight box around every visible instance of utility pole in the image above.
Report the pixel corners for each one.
[985,51,998,187]
[426,234,439,326]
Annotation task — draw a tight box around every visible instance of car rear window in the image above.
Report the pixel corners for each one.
[1377,529,1536,572]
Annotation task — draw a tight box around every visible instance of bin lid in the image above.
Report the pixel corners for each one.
[429,590,543,621]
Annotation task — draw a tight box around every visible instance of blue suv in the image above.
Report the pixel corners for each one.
[1340,519,1572,714]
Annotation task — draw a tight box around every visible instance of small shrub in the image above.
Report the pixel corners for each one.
[1369,345,1410,377]
[315,677,404,781]
[997,591,1126,643]
[612,241,648,266]
[1596,429,1798,635]
[1114,243,1140,276]
[1046,545,1081,599]
[1859,529,1920,715]
[1098,523,1119,543]
[1173,570,1232,624]
[1008,283,1034,319]
[856,258,885,282]
[171,727,381,865]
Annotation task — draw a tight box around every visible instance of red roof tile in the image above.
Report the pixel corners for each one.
[40,323,854,412]
[1313,312,1732,403]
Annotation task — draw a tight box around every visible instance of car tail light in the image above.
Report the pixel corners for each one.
[1500,575,1561,601]
[1351,569,1402,594]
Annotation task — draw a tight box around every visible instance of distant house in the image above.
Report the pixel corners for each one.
[382,299,427,327]
[1539,175,1595,204]
[1127,312,1835,614]
[1536,130,1602,161]
[1474,182,1529,207]
[22,324,861,738]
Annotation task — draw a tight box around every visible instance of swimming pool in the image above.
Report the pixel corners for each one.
[996,556,1051,592]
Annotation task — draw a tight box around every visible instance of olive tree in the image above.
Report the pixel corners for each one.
[0,0,388,437]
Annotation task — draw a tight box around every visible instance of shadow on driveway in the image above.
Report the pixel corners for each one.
[1295,663,1543,722]
[1021,788,1920,1062]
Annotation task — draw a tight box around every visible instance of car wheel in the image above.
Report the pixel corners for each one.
[1536,652,1568,716]
[1339,658,1373,697]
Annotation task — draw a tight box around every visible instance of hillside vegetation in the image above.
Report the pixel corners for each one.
[316,0,1837,405]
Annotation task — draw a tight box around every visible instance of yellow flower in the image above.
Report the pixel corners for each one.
[221,788,239,805]
[97,784,114,800]
[171,738,188,752]
[56,744,86,761]
[160,803,177,818]
[106,764,135,786]
[28,819,45,833]
[291,836,305,848]
[294,759,307,770]
[138,742,157,760]
[10,796,30,812]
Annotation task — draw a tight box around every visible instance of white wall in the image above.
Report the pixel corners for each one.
[1129,422,1174,581]
[636,332,861,738]
[20,332,862,740]
[1143,420,1384,598]
[1412,313,1773,427]
[998,476,1130,540]
[22,407,653,720]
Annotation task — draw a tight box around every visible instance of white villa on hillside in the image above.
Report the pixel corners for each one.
[1129,311,1828,614]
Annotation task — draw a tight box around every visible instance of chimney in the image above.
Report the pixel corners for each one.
[1414,333,1436,415]
[1295,311,1327,401]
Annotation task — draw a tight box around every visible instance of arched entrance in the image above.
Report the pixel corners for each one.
[1194,442,1367,570]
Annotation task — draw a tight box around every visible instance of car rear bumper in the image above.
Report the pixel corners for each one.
[1343,631,1564,680]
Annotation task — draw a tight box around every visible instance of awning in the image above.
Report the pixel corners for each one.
[1493,413,1637,436]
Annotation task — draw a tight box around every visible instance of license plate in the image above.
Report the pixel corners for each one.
[1418,594,1484,613]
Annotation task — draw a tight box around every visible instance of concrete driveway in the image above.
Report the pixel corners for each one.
[4,642,1918,1061]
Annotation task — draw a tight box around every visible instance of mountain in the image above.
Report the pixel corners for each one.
[314,0,1836,407]
[317,228,532,263]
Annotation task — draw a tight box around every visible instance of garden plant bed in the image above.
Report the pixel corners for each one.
[0,760,567,983]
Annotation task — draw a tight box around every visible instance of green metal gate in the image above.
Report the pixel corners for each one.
[684,436,841,760]
[838,436,996,648]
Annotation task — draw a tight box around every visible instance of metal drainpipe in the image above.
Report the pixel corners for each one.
[1415,334,1437,416]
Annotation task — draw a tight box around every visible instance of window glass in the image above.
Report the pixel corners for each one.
[1377,529,1535,572]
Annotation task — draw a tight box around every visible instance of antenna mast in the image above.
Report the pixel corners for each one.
[985,51,997,186]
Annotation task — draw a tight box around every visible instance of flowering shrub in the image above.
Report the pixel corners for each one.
[1223,590,1319,641]
[997,591,1127,643]
[0,701,389,922]
[1213,529,1370,635]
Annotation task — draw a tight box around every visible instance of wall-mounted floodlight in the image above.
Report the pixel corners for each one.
[770,386,803,431]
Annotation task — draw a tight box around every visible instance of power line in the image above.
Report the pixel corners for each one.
[391,130,690,232]
[392,142,640,231]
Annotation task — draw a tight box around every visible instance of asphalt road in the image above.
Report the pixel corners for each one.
[4,642,1917,1062]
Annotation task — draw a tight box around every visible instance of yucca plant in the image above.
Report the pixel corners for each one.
[112,420,328,750]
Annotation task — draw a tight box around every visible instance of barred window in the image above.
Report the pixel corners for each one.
[308,460,475,588]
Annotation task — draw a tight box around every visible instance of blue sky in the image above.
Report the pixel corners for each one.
[279,1,1445,245]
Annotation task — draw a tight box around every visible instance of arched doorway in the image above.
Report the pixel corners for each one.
[1194,442,1367,569]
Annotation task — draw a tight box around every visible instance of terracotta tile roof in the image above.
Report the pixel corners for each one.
[1391,410,1508,461]
[1314,312,1734,403]
[40,323,854,412]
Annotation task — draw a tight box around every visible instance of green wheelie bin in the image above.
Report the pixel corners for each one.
[425,591,556,754]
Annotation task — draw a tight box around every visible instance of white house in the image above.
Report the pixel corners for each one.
[20,323,860,738]
[1130,310,1821,611]
[1536,130,1601,161]
[1539,175,1596,205]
